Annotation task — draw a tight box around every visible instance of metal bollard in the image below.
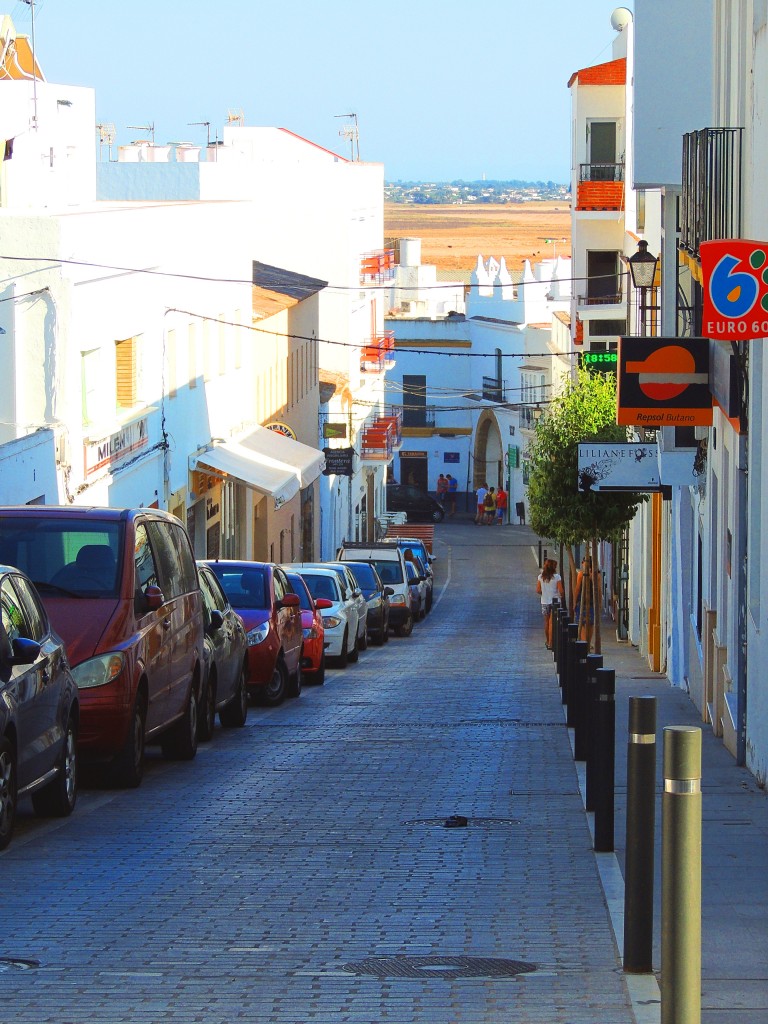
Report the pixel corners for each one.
[623,696,657,974]
[661,726,702,1024]
[556,608,569,685]
[551,598,560,662]
[563,622,578,711]
[593,668,615,853]
[572,640,590,760]
[584,653,603,811]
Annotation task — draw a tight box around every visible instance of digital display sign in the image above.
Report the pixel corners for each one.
[581,351,618,373]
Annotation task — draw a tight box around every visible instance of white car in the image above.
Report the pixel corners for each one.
[284,566,360,667]
[320,562,369,651]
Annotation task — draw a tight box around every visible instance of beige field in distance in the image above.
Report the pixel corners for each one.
[384,201,571,273]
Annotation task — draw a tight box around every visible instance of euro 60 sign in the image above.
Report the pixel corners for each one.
[701,239,768,340]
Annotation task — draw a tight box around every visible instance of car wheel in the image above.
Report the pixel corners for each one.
[261,659,287,706]
[112,691,147,788]
[31,714,78,817]
[0,736,17,851]
[348,632,359,663]
[432,506,445,523]
[307,653,326,685]
[197,673,216,742]
[161,681,199,761]
[220,663,248,727]
[395,614,414,637]
[336,629,349,669]
[287,655,303,698]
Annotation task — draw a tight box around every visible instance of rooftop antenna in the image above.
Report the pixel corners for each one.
[20,0,38,129]
[96,122,116,162]
[189,121,212,146]
[335,113,360,161]
[226,109,245,127]
[127,122,155,145]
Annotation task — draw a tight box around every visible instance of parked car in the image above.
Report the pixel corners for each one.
[0,565,79,850]
[0,506,204,788]
[205,561,303,706]
[391,537,435,613]
[313,562,368,652]
[343,560,391,645]
[386,483,445,523]
[285,571,331,685]
[288,566,359,667]
[337,542,413,637]
[196,562,249,738]
[405,560,427,621]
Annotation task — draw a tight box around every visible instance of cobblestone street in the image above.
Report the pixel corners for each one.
[3,523,637,1023]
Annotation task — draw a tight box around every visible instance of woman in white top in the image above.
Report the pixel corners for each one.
[536,559,566,649]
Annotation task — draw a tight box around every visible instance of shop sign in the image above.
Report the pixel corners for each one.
[85,416,149,476]
[617,337,712,427]
[322,446,354,476]
[323,422,347,439]
[444,452,460,463]
[700,239,768,340]
[578,442,660,492]
[266,421,297,440]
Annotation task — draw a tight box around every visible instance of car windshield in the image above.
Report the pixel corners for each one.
[286,573,313,611]
[0,517,123,598]
[302,574,338,602]
[371,560,403,585]
[347,563,377,588]
[211,565,267,609]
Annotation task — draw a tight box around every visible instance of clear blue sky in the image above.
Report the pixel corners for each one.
[20,0,631,182]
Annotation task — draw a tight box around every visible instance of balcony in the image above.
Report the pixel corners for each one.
[360,249,396,285]
[680,128,743,259]
[359,410,403,461]
[577,291,624,308]
[390,403,436,429]
[576,163,625,211]
[482,376,504,402]
[579,162,624,181]
[361,332,396,373]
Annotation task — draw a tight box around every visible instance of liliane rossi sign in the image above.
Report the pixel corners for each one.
[578,442,660,493]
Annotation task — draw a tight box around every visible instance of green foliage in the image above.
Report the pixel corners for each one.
[526,369,645,546]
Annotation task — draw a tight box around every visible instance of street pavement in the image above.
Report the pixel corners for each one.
[2,520,766,1024]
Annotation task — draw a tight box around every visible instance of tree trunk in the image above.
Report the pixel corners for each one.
[566,545,578,617]
[591,536,602,654]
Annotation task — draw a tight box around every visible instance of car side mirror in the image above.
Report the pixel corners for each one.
[314,597,333,610]
[144,585,166,611]
[208,609,224,634]
[383,587,394,597]
[8,636,41,666]
[278,593,300,609]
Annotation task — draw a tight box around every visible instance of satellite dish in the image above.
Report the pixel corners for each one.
[611,7,632,31]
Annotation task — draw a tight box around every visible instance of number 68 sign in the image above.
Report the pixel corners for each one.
[701,239,768,340]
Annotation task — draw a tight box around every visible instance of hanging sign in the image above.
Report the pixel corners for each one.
[323,422,347,439]
[265,421,297,440]
[578,443,660,492]
[617,336,712,426]
[322,446,354,476]
[700,239,768,340]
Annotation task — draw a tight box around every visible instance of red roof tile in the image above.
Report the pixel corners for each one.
[568,57,626,89]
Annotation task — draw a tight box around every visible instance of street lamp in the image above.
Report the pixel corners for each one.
[628,240,658,337]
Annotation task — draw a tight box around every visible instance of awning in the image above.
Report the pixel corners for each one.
[190,427,324,509]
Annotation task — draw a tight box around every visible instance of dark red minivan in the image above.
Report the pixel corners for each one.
[0,507,204,787]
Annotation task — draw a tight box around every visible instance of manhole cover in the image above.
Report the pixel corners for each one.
[0,958,40,971]
[343,955,536,980]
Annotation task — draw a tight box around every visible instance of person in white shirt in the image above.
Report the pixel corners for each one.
[536,559,565,649]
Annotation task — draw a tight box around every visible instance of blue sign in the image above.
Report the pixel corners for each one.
[444,452,460,463]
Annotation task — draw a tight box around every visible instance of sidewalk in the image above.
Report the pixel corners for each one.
[546,567,768,1024]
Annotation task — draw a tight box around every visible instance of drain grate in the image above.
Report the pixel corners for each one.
[0,958,40,971]
[403,817,520,827]
[343,955,536,980]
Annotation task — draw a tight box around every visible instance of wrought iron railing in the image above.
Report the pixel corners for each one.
[360,332,396,373]
[482,376,504,402]
[680,127,743,259]
[577,292,624,307]
[579,162,624,182]
[389,403,435,428]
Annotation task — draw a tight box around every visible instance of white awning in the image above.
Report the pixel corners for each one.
[190,427,324,509]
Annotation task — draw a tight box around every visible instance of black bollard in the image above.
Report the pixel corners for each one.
[593,668,615,853]
[573,641,590,761]
[584,653,603,812]
[551,598,560,663]
[624,696,657,974]
[556,609,568,685]
[563,622,578,711]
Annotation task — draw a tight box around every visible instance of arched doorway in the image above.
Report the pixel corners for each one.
[473,412,504,490]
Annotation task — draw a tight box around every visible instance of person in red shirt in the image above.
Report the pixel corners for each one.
[495,486,507,525]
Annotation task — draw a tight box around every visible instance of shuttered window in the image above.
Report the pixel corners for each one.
[115,337,137,409]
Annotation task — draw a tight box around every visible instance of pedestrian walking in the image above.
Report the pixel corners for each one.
[436,473,449,505]
[536,558,565,649]
[495,485,507,525]
[475,483,488,524]
[446,474,458,516]
[573,555,595,642]
[483,486,496,524]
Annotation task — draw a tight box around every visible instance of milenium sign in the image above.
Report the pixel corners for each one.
[700,239,768,340]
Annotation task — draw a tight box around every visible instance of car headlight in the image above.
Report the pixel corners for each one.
[72,652,125,689]
[246,623,270,646]
[303,627,320,639]
[322,615,343,628]
[367,596,381,609]
[390,594,407,606]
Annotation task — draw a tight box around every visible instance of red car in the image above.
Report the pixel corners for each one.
[205,560,302,706]
[285,570,331,685]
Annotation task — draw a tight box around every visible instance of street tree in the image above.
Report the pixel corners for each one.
[526,368,645,652]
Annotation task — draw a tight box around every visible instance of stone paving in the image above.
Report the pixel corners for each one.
[0,523,656,1022]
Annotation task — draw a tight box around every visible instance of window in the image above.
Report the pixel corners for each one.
[586,251,621,302]
[1,577,29,642]
[115,336,137,409]
[12,575,46,641]
[402,374,427,426]
[589,319,626,337]
[134,523,160,598]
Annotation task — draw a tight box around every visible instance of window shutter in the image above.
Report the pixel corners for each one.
[115,337,136,408]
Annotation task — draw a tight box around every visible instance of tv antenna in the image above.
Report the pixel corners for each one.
[189,121,212,146]
[335,113,360,161]
[127,122,155,145]
[226,109,245,127]
[539,237,568,260]
[96,122,116,162]
[20,0,38,129]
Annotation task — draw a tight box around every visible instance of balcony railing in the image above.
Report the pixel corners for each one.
[390,403,436,428]
[482,376,504,402]
[359,410,403,460]
[680,127,743,259]
[361,332,396,373]
[577,291,624,307]
[360,249,396,285]
[579,162,624,181]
